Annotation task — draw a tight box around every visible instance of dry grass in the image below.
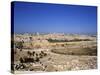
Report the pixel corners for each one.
[51,46,97,56]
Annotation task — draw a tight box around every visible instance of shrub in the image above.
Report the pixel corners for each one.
[27,51,32,56]
[24,57,35,63]
[19,57,24,63]
[32,51,35,56]
[35,57,40,62]
[15,41,24,51]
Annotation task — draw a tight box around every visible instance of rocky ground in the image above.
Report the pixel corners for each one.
[12,34,97,73]
[12,48,97,72]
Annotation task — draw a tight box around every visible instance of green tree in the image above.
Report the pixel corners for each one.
[15,41,24,51]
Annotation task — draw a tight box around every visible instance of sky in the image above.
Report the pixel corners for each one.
[12,1,97,34]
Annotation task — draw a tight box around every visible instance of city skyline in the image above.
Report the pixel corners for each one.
[13,2,97,34]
